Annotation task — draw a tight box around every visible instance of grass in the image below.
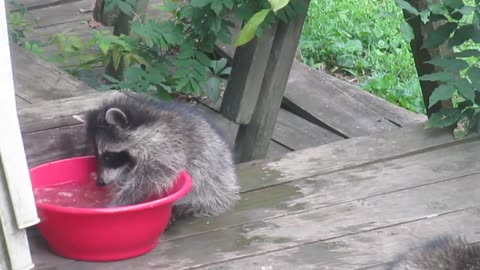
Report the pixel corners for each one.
[299,0,426,114]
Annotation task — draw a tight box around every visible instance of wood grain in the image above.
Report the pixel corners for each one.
[233,2,310,162]
[159,140,480,240]
[199,208,480,270]
[29,126,480,269]
[220,23,277,124]
[11,44,95,104]
[42,172,480,269]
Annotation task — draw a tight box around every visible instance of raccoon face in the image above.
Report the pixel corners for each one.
[87,107,138,187]
[96,150,133,186]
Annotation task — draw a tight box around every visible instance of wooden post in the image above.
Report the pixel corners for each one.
[220,24,278,124]
[234,0,311,163]
[0,1,39,269]
[404,0,453,117]
[99,0,150,80]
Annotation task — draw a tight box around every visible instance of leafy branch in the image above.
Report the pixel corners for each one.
[395,0,480,138]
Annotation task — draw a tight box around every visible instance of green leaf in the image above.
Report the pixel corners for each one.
[124,65,145,82]
[195,51,212,67]
[453,116,471,139]
[444,0,464,9]
[131,54,149,67]
[423,22,458,48]
[400,21,415,42]
[112,49,122,71]
[190,0,211,8]
[419,10,431,23]
[223,0,234,9]
[427,57,469,72]
[70,35,84,49]
[467,66,480,87]
[428,2,445,15]
[234,9,271,47]
[395,0,419,14]
[220,67,232,76]
[455,49,480,57]
[123,54,131,69]
[448,24,474,47]
[211,0,223,15]
[117,1,134,15]
[268,0,289,13]
[419,72,458,82]
[455,78,475,102]
[428,84,455,108]
[425,108,462,128]
[212,58,227,74]
[456,5,476,15]
[203,77,222,102]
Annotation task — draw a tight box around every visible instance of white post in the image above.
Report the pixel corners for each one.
[0,1,40,270]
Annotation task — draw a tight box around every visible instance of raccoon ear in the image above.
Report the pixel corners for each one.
[105,108,128,128]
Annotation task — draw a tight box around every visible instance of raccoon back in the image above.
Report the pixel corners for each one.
[388,235,480,270]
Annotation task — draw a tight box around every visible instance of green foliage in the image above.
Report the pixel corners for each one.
[6,1,45,56]
[299,0,425,113]
[396,0,480,138]
[41,0,305,102]
[234,0,307,46]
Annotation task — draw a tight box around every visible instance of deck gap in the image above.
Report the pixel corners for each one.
[281,98,349,139]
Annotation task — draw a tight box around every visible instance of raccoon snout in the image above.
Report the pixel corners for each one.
[96,176,107,186]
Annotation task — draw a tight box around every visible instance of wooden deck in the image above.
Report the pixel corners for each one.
[9,2,480,269]
[10,42,480,270]
[24,107,480,269]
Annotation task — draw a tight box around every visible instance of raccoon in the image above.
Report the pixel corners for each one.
[85,92,240,220]
[387,235,480,270]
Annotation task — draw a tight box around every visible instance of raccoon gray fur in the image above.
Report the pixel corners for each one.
[387,235,480,270]
[85,92,240,219]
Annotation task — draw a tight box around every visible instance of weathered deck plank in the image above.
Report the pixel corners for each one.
[24,111,480,270]
[160,139,480,240]
[199,208,480,270]
[37,170,480,269]
[16,91,290,167]
[11,44,95,104]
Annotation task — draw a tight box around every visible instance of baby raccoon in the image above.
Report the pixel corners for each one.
[85,92,240,220]
[388,235,480,270]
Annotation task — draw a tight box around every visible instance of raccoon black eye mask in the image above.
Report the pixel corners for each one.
[96,151,132,186]
[85,94,240,220]
[101,151,131,169]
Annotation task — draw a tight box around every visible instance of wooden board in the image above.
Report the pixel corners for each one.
[31,139,480,269]
[10,44,95,104]
[200,209,480,269]
[215,25,427,135]
[16,95,31,108]
[158,139,480,241]
[282,61,420,137]
[16,91,291,167]
[25,0,168,29]
[232,6,310,162]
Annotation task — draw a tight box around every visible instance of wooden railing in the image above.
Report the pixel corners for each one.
[0,1,39,269]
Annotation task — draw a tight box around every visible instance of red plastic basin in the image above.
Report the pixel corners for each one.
[29,156,192,262]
